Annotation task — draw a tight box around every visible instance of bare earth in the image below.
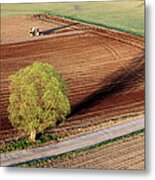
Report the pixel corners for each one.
[0,15,144,144]
[0,15,77,44]
[21,132,145,170]
[40,133,145,170]
[1,118,144,167]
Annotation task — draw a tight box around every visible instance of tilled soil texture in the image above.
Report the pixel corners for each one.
[0,14,144,144]
[20,132,145,170]
[0,15,83,44]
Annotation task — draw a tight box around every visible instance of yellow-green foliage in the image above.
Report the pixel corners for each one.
[8,62,70,141]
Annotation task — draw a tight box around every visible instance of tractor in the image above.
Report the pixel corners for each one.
[29,27,40,37]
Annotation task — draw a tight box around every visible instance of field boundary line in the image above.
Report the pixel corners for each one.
[1,118,144,167]
[34,14,144,50]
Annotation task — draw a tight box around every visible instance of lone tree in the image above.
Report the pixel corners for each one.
[8,62,71,142]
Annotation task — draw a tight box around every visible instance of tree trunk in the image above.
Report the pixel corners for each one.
[29,129,36,142]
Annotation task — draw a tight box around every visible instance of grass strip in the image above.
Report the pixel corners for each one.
[0,112,143,153]
[40,10,144,37]
[18,129,144,167]
[1,112,143,153]
[0,134,61,153]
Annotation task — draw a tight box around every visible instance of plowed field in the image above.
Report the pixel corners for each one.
[20,132,144,170]
[0,14,144,143]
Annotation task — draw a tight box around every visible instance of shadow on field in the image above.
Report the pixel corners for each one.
[68,54,144,118]
[40,23,78,35]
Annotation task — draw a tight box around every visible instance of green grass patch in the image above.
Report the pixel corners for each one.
[1,112,143,153]
[1,1,144,36]
[18,129,144,167]
[0,134,61,153]
[43,10,144,37]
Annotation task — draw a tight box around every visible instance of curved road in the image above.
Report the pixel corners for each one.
[1,118,144,167]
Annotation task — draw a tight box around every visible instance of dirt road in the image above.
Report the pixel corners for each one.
[1,118,144,167]
[31,132,144,170]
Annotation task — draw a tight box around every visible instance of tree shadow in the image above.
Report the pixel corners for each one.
[68,54,144,118]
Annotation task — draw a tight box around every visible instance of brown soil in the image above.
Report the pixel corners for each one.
[0,15,144,143]
[0,15,81,44]
[25,132,144,170]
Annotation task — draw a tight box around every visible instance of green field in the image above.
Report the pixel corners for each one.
[1,0,144,36]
